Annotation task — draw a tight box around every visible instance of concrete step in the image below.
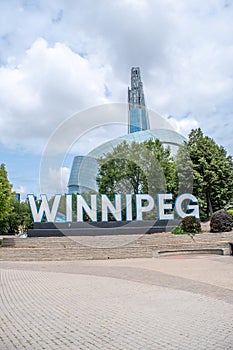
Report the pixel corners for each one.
[2,232,233,248]
[0,241,232,261]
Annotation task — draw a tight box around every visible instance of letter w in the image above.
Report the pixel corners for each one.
[28,194,61,222]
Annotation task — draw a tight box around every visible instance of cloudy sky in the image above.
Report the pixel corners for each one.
[0,0,232,198]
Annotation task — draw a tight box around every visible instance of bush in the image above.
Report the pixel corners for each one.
[172,224,185,235]
[172,216,202,235]
[210,209,233,232]
[227,209,233,218]
[181,216,202,234]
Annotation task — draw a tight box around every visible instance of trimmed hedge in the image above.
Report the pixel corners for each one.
[210,209,233,232]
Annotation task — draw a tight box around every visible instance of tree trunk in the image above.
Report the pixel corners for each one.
[206,190,213,217]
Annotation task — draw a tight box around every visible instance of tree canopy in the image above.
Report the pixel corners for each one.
[97,139,177,198]
[0,199,33,234]
[187,128,233,218]
[96,129,233,221]
[0,164,14,222]
[97,139,178,220]
[0,164,33,234]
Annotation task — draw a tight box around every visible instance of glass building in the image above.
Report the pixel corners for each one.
[128,67,150,133]
[68,67,186,194]
[68,128,186,194]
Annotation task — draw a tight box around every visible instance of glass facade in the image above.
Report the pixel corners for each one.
[68,128,186,194]
[68,155,99,194]
[67,67,186,194]
[128,67,150,133]
[129,109,149,133]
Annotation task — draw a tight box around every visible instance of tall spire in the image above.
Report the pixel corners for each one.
[128,67,150,133]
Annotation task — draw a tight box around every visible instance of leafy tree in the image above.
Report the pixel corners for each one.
[97,139,177,196]
[0,164,14,222]
[0,200,33,234]
[187,128,233,219]
[97,141,146,196]
[0,164,34,234]
[175,144,193,195]
[97,139,178,220]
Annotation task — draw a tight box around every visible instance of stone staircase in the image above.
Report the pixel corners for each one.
[0,232,233,261]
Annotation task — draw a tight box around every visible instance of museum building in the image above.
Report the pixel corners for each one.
[68,67,185,194]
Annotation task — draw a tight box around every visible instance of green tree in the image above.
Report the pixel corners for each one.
[0,164,34,234]
[97,139,177,196]
[7,200,33,233]
[97,141,146,196]
[0,164,14,222]
[175,144,193,195]
[97,139,178,220]
[0,200,33,234]
[187,128,233,218]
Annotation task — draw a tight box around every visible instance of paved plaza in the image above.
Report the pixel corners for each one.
[1,255,233,349]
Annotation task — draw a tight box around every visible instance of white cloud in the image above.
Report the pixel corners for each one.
[47,166,70,195]
[13,167,70,199]
[13,185,30,201]
[0,0,232,157]
[0,38,112,152]
[168,117,199,138]
[66,123,127,156]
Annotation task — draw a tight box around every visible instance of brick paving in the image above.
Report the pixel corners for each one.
[1,255,233,349]
[1,231,233,261]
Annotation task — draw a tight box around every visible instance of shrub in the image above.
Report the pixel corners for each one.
[227,209,233,218]
[181,216,202,234]
[210,209,233,232]
[172,216,201,235]
[172,224,185,235]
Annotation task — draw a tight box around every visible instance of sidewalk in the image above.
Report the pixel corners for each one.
[1,255,233,349]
